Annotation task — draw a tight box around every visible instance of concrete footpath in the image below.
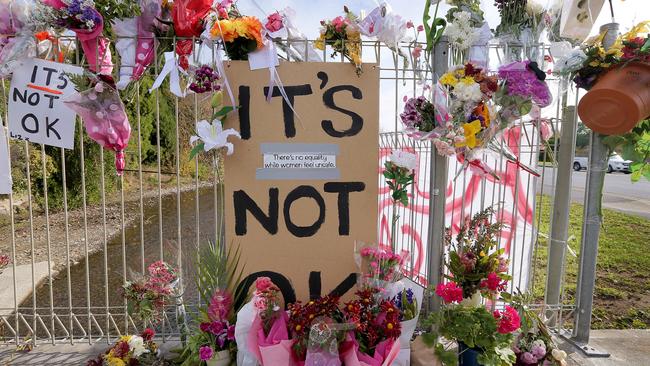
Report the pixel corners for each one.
[0,330,649,365]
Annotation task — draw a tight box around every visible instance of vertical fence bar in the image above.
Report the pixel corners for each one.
[544,103,576,325]
[426,37,449,312]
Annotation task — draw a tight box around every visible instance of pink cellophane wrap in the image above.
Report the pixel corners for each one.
[71,9,113,75]
[64,81,131,175]
[340,332,399,366]
[114,0,159,89]
[247,310,297,366]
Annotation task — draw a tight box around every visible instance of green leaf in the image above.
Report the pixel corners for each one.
[420,333,437,347]
[188,143,205,161]
[212,106,236,120]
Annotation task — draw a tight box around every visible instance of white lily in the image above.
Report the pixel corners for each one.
[190,119,241,155]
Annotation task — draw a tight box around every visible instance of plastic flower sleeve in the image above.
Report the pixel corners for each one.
[305,318,352,366]
[340,332,400,366]
[64,81,131,175]
[281,7,322,62]
[235,301,261,366]
[0,0,35,77]
[69,8,113,75]
[114,0,160,89]
[247,311,296,366]
[357,3,411,52]
[171,0,212,70]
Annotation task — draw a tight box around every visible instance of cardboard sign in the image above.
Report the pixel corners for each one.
[0,120,11,194]
[8,59,83,149]
[224,62,379,301]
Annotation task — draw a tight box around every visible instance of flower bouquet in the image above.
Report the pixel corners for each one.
[443,0,489,65]
[288,294,342,362]
[339,288,401,366]
[424,281,520,365]
[495,60,552,123]
[315,12,363,75]
[171,0,212,69]
[64,76,131,175]
[193,290,237,366]
[444,208,511,304]
[506,293,568,366]
[42,0,112,75]
[355,243,408,291]
[247,277,296,366]
[122,260,178,324]
[86,328,160,366]
[209,1,264,61]
[0,0,35,77]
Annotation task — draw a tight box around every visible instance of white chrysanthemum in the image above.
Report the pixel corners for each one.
[128,336,149,357]
[444,11,479,51]
[453,82,483,103]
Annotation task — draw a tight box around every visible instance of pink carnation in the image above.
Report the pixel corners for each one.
[331,16,349,32]
[253,296,267,311]
[255,276,273,292]
[493,305,521,334]
[199,345,214,361]
[435,282,463,304]
[480,272,508,293]
[265,12,284,33]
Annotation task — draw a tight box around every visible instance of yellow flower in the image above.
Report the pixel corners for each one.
[480,251,486,257]
[460,76,475,85]
[314,34,326,51]
[588,60,601,67]
[440,73,458,87]
[600,63,611,68]
[456,120,482,148]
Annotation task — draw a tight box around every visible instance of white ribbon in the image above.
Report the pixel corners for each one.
[149,51,185,97]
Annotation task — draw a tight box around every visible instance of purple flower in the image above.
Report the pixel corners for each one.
[532,343,547,359]
[199,345,214,361]
[521,352,537,364]
[498,61,552,107]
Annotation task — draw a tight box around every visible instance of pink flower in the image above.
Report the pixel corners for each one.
[406,20,414,29]
[331,16,349,32]
[255,277,273,292]
[265,11,284,33]
[199,345,214,361]
[493,306,521,334]
[521,352,536,364]
[435,282,463,304]
[412,46,422,58]
[480,272,508,293]
[208,290,232,322]
[417,25,424,32]
[253,296,267,311]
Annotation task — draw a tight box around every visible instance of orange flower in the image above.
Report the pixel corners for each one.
[211,16,264,49]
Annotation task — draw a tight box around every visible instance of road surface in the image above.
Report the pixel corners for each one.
[537,167,650,219]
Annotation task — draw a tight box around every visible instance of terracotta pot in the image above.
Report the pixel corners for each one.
[578,62,650,135]
[206,350,231,366]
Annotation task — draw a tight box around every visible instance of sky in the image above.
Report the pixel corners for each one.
[238,0,647,39]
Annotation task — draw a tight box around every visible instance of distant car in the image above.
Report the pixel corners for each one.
[573,153,632,173]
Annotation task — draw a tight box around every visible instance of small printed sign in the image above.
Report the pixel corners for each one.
[8,58,83,149]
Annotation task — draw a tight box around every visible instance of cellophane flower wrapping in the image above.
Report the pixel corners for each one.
[354,242,408,292]
[235,301,260,366]
[357,3,411,52]
[304,318,352,366]
[0,0,35,77]
[340,332,400,366]
[64,81,131,175]
[382,278,424,366]
[71,8,113,75]
[247,311,296,366]
[172,0,212,69]
[114,0,160,89]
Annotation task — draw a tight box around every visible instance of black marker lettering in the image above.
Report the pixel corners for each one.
[324,182,365,235]
[321,85,363,137]
[283,185,325,237]
[234,188,279,235]
[263,85,313,138]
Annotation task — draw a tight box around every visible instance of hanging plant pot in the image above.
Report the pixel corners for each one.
[577,62,650,135]
[458,342,483,366]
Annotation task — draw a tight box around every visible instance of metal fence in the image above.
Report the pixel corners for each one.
[0,37,584,346]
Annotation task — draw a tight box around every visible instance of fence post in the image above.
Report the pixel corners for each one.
[544,104,577,325]
[426,37,449,313]
[569,23,618,357]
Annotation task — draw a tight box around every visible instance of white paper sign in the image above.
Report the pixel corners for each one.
[263,153,336,169]
[0,121,12,194]
[8,59,83,149]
